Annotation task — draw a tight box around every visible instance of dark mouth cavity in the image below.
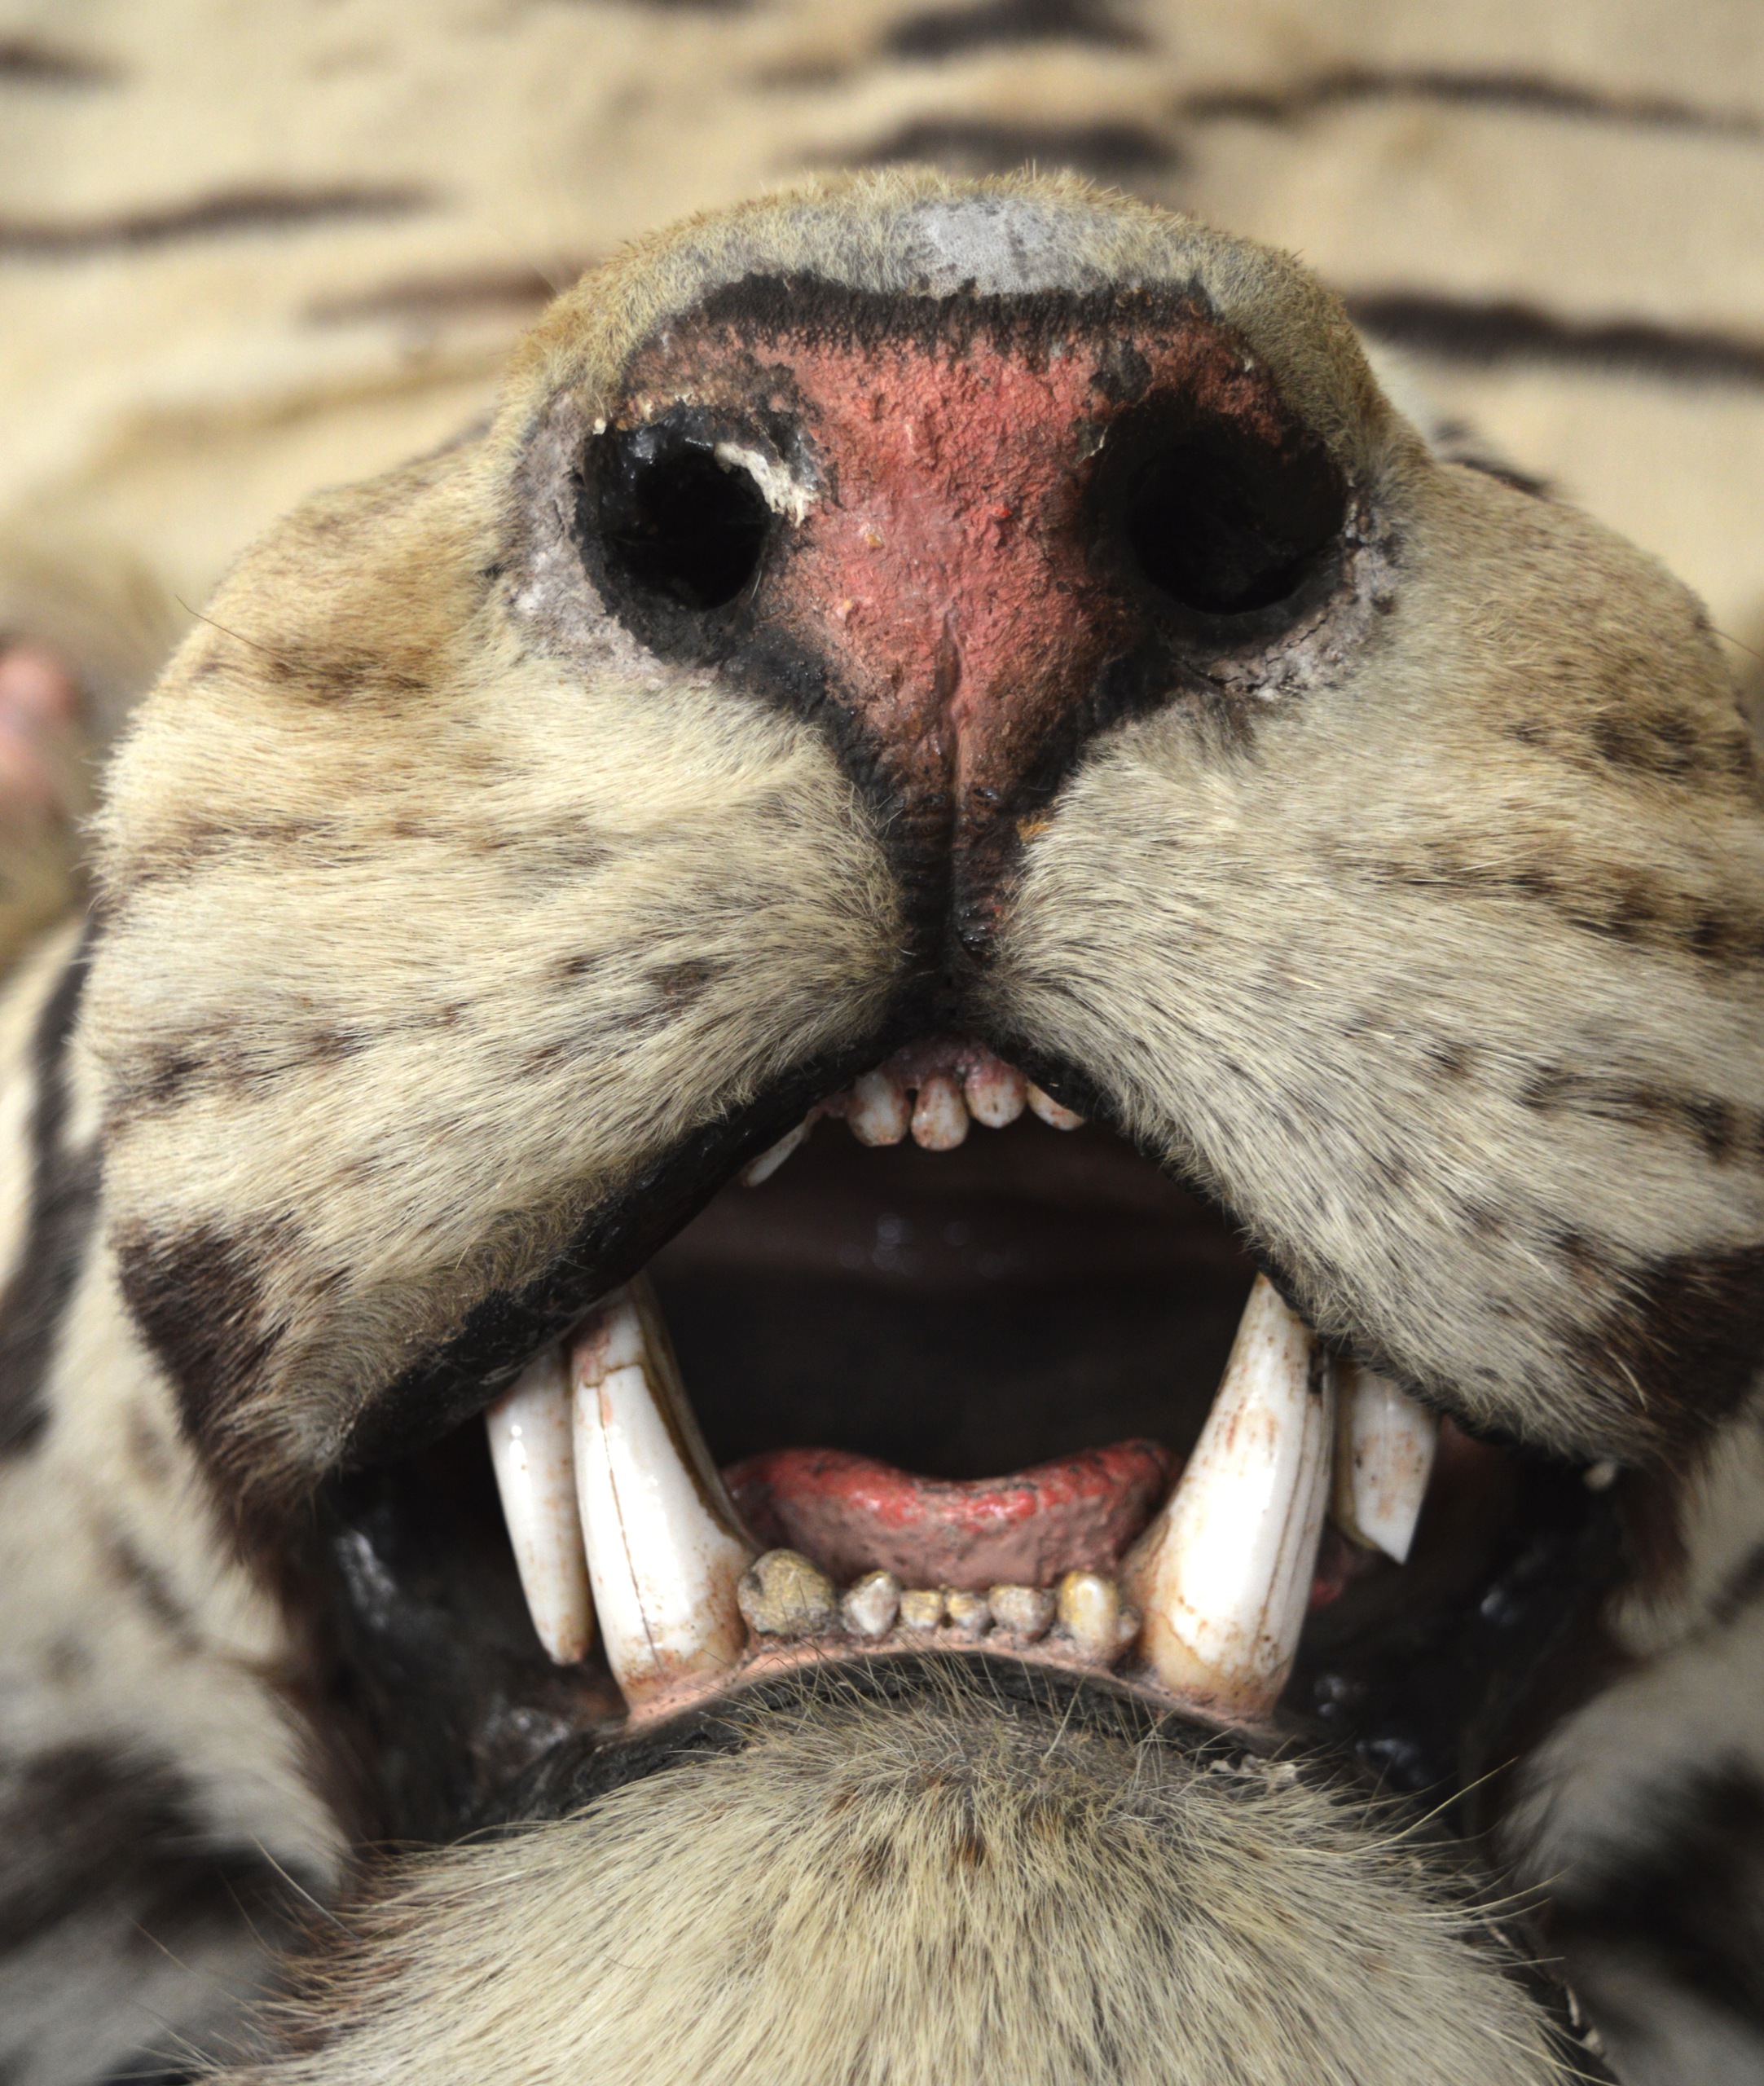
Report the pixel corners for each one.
[651,1113,1256,1478]
[321,1085,1624,1849]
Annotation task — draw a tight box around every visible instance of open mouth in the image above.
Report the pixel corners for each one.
[323,1031,1615,1833]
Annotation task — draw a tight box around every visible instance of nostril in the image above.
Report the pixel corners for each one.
[1115,410,1346,619]
[593,421,772,612]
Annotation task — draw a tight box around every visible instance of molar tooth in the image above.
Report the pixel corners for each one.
[1124,1275,1333,1720]
[911,1071,970,1151]
[899,1587,947,1631]
[988,1582,1054,1640]
[847,1067,910,1146]
[739,1549,838,1638]
[1331,1361,1438,1564]
[741,1118,813,1187]
[486,1347,594,1666]
[962,1053,1027,1129]
[1055,1570,1124,1661]
[571,1278,756,1708]
[1026,1083,1084,1131]
[841,1569,902,1638]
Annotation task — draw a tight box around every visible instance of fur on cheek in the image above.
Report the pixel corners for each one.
[990,474,1764,1467]
[81,527,906,1493]
[209,1677,1570,2086]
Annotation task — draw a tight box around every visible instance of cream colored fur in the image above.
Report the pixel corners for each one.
[0,931,345,2084]
[206,1676,1569,2086]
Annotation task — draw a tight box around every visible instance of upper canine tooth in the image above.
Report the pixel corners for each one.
[486,1347,595,1666]
[1124,1275,1332,1721]
[1331,1361,1437,1564]
[571,1278,756,1708]
[847,1067,911,1146]
[1026,1082,1084,1130]
[911,1071,970,1151]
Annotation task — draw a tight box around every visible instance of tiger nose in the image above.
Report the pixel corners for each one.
[586,305,1347,944]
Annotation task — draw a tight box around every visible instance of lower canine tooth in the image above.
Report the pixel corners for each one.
[1331,1361,1438,1564]
[911,1072,970,1151]
[847,1067,910,1146]
[739,1549,838,1638]
[1124,1275,1332,1720]
[1026,1083,1084,1130]
[841,1569,902,1637]
[571,1278,756,1707]
[486,1348,595,1666]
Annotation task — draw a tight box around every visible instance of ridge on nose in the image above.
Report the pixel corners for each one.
[583,278,1350,953]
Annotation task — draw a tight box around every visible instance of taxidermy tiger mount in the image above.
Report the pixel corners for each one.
[3,169,1762,2085]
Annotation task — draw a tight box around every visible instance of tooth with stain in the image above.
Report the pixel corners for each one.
[962,1052,1026,1128]
[571,1278,757,1708]
[846,1066,911,1146]
[1124,1274,1333,1721]
[1330,1359,1438,1564]
[911,1071,970,1151]
[1026,1082,1084,1130]
[485,1347,595,1665]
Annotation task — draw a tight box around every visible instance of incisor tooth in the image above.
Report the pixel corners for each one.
[486,1348,594,1666]
[911,1071,970,1151]
[1124,1275,1332,1720]
[963,1054,1027,1128]
[988,1582,1054,1640]
[944,1587,990,1638]
[571,1279,756,1708]
[899,1587,946,1631]
[1055,1570,1123,1661]
[1026,1082,1084,1130]
[847,1067,910,1146]
[842,1569,902,1637]
[1331,1360,1438,1564]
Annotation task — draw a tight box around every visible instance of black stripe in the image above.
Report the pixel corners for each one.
[0,1742,306,2076]
[0,940,99,1455]
[0,36,114,84]
[1347,293,1764,389]
[0,183,430,257]
[850,117,1179,180]
[1713,1534,1764,1623]
[306,262,569,327]
[886,0,1146,59]
[1177,66,1762,139]
[1555,1763,1764,2034]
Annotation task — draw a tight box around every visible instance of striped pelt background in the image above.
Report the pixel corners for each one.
[1,0,1762,746]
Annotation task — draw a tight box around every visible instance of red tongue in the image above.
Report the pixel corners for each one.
[722,1440,1179,1594]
